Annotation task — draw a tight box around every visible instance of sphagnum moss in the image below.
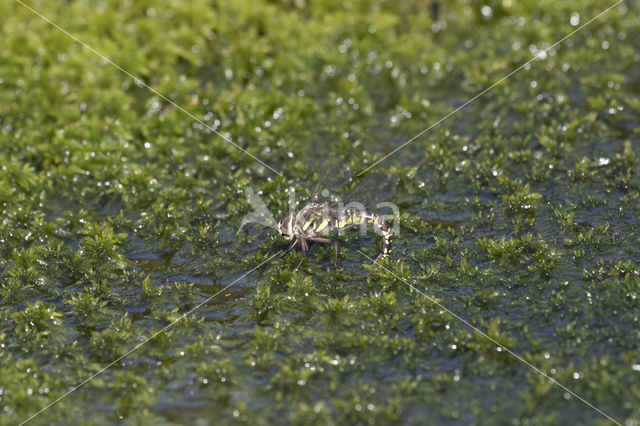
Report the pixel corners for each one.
[1,0,640,424]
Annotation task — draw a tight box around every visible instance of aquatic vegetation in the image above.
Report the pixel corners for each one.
[1,0,639,424]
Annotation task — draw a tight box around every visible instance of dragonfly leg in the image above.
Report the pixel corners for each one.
[309,237,341,267]
[285,238,299,254]
[295,239,308,271]
[309,237,332,243]
[333,240,341,267]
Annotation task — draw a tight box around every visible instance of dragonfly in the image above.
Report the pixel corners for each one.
[277,159,398,269]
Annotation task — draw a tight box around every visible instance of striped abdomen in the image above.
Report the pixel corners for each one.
[338,209,393,261]
[298,206,392,261]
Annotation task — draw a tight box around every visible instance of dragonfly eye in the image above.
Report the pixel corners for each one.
[278,216,293,240]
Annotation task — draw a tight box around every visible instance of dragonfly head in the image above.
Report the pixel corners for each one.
[277,214,294,241]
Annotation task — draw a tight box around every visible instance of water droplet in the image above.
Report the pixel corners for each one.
[570,13,580,26]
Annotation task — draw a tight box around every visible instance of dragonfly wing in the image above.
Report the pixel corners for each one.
[310,157,398,211]
[337,171,399,211]
[311,157,353,204]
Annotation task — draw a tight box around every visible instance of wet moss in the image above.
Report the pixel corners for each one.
[1,0,640,424]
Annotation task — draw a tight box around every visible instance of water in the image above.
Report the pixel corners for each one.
[1,0,640,424]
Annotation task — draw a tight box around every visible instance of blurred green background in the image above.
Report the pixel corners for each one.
[1,0,639,424]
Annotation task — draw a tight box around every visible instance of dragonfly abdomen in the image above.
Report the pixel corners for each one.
[295,206,392,261]
[338,209,393,260]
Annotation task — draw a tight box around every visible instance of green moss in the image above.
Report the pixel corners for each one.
[1,0,640,424]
